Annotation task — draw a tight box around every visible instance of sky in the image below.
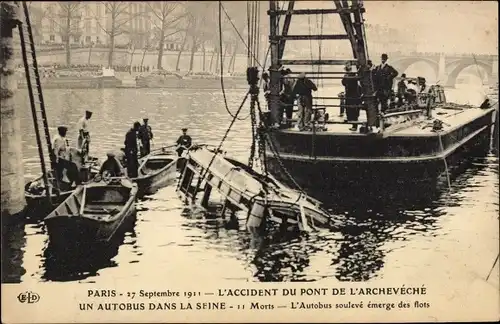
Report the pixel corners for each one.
[287,1,498,54]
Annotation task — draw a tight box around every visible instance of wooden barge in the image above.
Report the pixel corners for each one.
[261,0,496,194]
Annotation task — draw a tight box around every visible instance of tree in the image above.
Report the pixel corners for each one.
[44,2,83,65]
[94,2,144,68]
[146,2,186,70]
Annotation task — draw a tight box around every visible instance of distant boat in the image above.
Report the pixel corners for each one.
[130,145,180,196]
[44,177,138,246]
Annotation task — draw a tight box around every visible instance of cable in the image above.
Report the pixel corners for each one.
[218,1,249,121]
[220,2,263,69]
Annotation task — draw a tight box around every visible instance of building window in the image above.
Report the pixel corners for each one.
[85,20,91,33]
[85,35,91,43]
[96,36,101,44]
[50,35,55,41]
[73,36,80,43]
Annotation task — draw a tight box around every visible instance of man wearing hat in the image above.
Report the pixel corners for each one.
[76,110,93,161]
[99,151,123,177]
[374,53,398,112]
[138,118,154,157]
[52,126,80,186]
[176,128,192,157]
[292,72,317,130]
[342,63,363,131]
[124,122,141,178]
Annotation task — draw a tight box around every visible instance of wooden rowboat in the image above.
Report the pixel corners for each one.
[24,152,100,220]
[44,176,138,246]
[131,145,179,196]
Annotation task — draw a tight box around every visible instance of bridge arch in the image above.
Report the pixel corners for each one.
[390,58,439,80]
[445,60,492,87]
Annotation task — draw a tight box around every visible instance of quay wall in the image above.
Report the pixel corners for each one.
[1,2,26,217]
[14,48,250,72]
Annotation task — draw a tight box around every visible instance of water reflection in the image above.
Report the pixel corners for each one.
[1,220,27,283]
[41,213,137,282]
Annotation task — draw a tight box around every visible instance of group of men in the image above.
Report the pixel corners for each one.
[51,110,94,186]
[52,110,194,185]
[340,53,400,131]
[262,68,319,131]
[262,53,402,132]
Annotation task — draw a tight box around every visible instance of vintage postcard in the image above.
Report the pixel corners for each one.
[1,0,499,323]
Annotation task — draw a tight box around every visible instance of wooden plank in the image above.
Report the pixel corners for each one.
[269,8,357,15]
[280,59,357,65]
[272,34,349,41]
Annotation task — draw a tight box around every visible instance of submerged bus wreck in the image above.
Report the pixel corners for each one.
[176,145,336,232]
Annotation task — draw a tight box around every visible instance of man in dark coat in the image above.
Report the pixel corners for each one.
[341,64,362,131]
[176,128,192,157]
[397,73,407,107]
[292,72,317,130]
[138,118,153,157]
[374,53,398,112]
[124,122,141,178]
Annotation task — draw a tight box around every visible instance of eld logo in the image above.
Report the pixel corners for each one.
[17,291,40,304]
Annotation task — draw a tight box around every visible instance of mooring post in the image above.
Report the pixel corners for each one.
[1,2,26,217]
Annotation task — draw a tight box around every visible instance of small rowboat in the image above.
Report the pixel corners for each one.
[131,145,179,196]
[44,175,138,246]
[24,152,100,220]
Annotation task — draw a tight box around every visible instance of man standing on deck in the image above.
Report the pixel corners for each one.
[138,118,154,157]
[374,54,398,113]
[124,122,141,178]
[342,64,363,131]
[280,68,295,125]
[176,128,192,157]
[76,110,93,161]
[397,73,407,107]
[52,126,80,186]
[293,72,317,131]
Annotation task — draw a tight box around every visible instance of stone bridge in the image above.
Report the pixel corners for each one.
[381,52,498,87]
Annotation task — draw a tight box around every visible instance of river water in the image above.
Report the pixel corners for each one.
[2,86,498,286]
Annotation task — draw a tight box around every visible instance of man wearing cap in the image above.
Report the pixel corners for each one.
[374,54,398,112]
[52,126,81,186]
[124,122,141,178]
[99,151,123,177]
[138,118,154,157]
[76,110,93,161]
[292,72,317,131]
[176,128,192,157]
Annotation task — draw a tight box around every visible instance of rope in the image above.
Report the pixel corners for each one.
[437,131,452,190]
[220,2,263,69]
[218,1,249,121]
[191,91,251,201]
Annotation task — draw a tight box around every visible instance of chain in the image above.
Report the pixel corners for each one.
[248,94,258,168]
[255,98,268,176]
